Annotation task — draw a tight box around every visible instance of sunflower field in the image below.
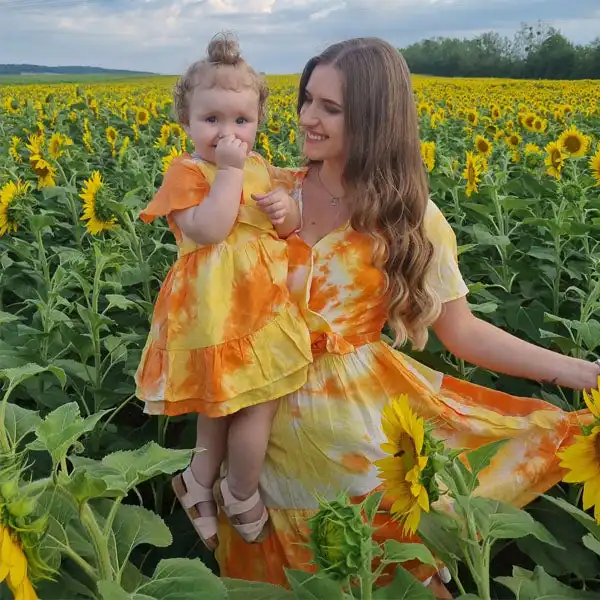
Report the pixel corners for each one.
[1,73,600,600]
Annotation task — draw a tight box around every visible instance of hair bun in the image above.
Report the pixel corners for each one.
[207,32,241,65]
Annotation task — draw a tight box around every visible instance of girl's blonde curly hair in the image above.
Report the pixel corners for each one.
[172,32,269,124]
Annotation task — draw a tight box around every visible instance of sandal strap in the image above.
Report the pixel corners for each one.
[232,509,269,541]
[219,479,262,517]
[180,468,214,509]
[191,515,218,540]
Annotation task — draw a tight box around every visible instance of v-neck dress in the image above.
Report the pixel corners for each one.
[215,166,590,585]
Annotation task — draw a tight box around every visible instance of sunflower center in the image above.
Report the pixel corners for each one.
[550,150,563,167]
[395,434,417,471]
[564,136,581,154]
[35,163,51,178]
[94,187,115,222]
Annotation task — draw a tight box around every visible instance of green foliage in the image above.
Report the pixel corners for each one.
[402,21,600,79]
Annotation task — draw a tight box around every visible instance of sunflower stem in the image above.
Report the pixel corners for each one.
[479,539,492,600]
[80,501,113,581]
[0,385,15,454]
[54,160,82,247]
[359,544,373,600]
[451,460,491,598]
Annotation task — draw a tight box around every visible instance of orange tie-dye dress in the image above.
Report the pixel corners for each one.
[215,168,592,585]
[134,154,312,418]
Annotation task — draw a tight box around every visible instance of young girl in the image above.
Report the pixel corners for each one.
[134,33,313,550]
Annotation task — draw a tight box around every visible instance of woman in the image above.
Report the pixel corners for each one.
[211,37,599,595]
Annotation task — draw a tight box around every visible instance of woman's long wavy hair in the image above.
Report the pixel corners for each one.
[297,38,441,350]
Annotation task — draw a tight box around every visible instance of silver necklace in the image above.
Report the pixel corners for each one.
[317,165,343,206]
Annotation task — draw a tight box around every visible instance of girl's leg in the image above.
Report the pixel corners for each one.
[189,413,229,517]
[223,400,279,524]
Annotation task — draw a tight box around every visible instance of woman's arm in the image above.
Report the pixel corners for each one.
[432,296,600,390]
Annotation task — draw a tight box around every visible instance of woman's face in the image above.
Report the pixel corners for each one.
[298,64,346,164]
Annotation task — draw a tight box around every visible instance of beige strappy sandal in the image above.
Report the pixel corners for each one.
[213,477,270,543]
[172,468,219,550]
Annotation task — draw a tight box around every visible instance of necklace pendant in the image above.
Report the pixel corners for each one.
[329,197,339,206]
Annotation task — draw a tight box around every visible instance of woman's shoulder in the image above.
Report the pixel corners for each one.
[423,199,456,243]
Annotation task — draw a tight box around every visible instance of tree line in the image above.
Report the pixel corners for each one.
[401,22,600,80]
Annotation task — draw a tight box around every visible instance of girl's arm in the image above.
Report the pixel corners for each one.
[432,296,600,390]
[173,165,243,245]
[173,135,247,246]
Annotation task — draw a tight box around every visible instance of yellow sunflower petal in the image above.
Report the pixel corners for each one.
[583,388,600,420]
[581,474,600,511]
[7,544,27,589]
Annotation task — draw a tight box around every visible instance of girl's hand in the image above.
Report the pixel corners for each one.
[215,135,247,171]
[253,188,297,226]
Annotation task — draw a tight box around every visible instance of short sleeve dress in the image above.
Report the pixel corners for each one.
[134,153,312,418]
[214,168,591,586]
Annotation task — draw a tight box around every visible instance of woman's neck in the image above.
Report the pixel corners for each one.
[317,160,346,200]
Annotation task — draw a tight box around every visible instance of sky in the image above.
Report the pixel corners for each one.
[1,0,599,74]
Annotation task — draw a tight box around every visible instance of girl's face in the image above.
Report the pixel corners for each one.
[299,64,346,164]
[185,84,259,164]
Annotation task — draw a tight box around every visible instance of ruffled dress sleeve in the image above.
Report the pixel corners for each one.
[140,155,210,224]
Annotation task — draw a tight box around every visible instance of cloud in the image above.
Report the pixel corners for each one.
[0,0,598,73]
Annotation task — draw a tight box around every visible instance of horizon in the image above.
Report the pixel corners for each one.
[0,0,599,74]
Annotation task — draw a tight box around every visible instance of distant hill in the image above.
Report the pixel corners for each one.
[0,64,156,76]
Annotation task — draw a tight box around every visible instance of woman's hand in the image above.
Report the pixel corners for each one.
[559,358,600,391]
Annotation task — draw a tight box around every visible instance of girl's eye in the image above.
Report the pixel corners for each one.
[206,116,217,123]
[236,117,247,125]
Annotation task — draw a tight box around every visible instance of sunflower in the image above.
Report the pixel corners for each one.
[268,121,281,135]
[374,395,430,535]
[79,171,118,235]
[417,102,432,117]
[0,525,39,600]
[25,133,43,157]
[162,146,183,174]
[505,133,521,148]
[135,107,150,126]
[105,127,118,145]
[558,126,591,157]
[558,382,600,523]
[430,112,445,129]
[9,137,21,163]
[533,117,547,133]
[420,141,435,173]
[29,156,56,189]
[462,151,486,197]
[590,147,600,186]
[1,455,53,600]
[0,180,31,237]
[48,133,72,160]
[544,141,566,180]
[474,135,492,157]
[522,112,536,131]
[524,143,543,169]
[170,123,183,138]
[466,109,478,126]
[118,136,130,163]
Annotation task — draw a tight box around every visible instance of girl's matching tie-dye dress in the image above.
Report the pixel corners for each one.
[134,154,312,417]
[215,168,592,585]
